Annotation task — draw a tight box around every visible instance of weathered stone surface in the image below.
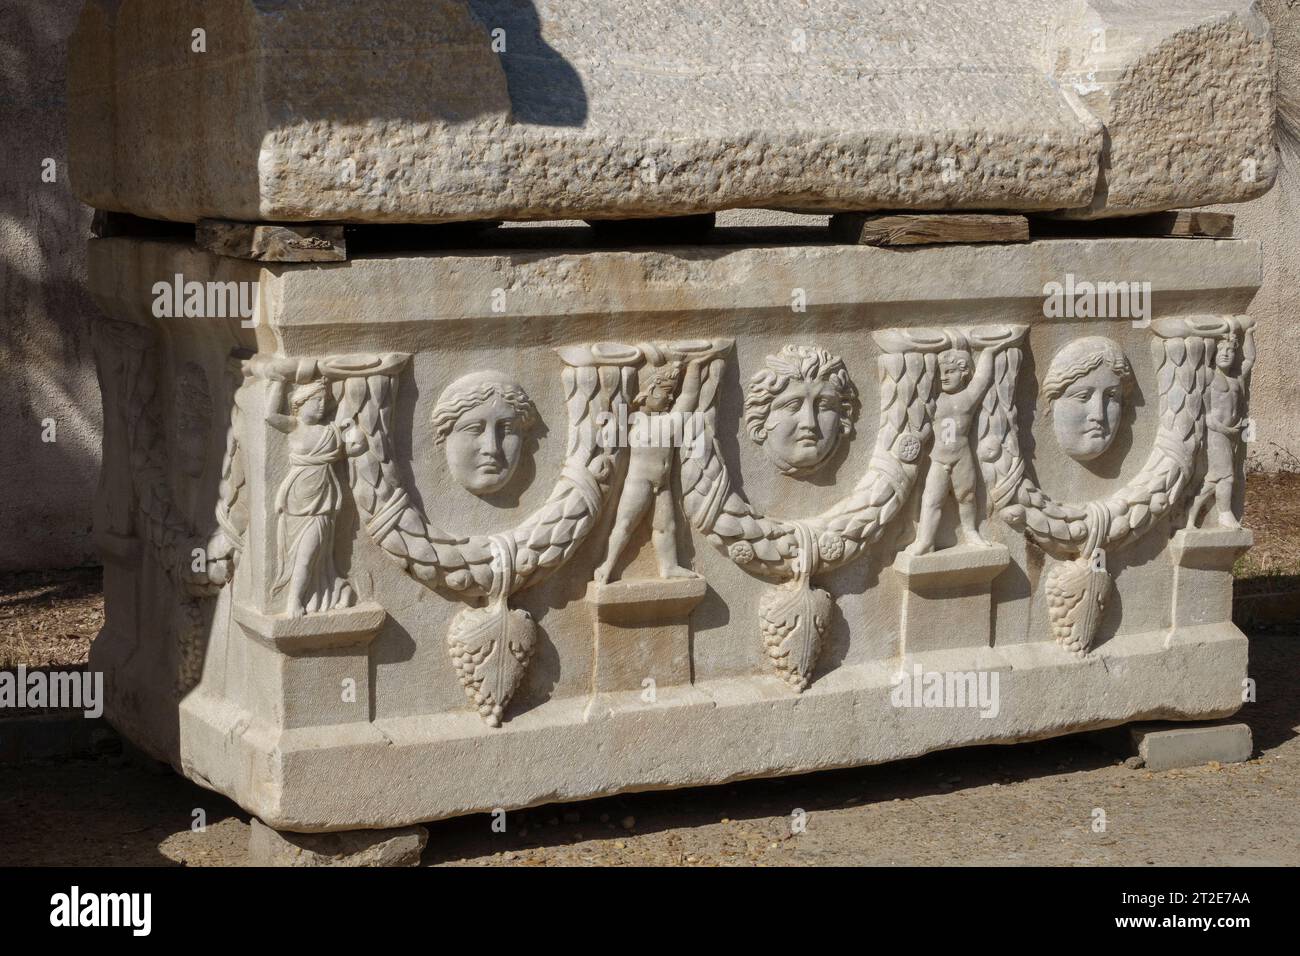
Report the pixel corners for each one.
[85,235,1260,830]
[248,818,427,866]
[1130,722,1253,770]
[68,0,1275,224]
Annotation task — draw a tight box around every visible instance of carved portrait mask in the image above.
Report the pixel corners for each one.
[433,371,539,495]
[1041,337,1134,462]
[745,345,858,477]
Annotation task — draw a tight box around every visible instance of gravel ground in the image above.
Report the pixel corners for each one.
[2,629,1295,868]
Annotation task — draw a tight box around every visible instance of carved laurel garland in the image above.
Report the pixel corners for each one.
[336,351,630,597]
[224,317,1243,719]
[325,347,648,724]
[680,325,1028,688]
[91,322,248,695]
[205,357,251,588]
[982,316,1239,655]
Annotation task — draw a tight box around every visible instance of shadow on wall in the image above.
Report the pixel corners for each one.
[465,0,588,127]
[0,0,103,572]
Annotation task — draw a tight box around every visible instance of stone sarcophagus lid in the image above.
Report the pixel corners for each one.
[69,0,1272,834]
[69,0,1276,223]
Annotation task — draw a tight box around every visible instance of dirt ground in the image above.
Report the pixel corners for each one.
[0,567,101,671]
[1,472,1297,866]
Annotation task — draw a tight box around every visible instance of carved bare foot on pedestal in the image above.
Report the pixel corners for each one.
[661,564,700,580]
[593,561,615,585]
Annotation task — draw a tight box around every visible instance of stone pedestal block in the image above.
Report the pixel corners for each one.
[586,577,706,695]
[1169,528,1253,630]
[893,545,1011,654]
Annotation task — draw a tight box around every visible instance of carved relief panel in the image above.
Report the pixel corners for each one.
[157,310,1255,724]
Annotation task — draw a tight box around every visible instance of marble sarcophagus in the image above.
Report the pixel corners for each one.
[70,0,1271,833]
[85,236,1258,830]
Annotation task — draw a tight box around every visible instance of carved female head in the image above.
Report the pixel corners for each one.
[745,345,858,477]
[433,371,538,495]
[290,379,330,426]
[1041,337,1134,462]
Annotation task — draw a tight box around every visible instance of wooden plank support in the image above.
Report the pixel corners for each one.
[830,212,1030,247]
[196,219,347,262]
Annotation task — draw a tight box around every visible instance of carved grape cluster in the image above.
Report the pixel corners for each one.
[447,605,537,728]
[758,581,832,692]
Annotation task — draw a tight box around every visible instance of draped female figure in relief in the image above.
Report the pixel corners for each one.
[268,378,367,616]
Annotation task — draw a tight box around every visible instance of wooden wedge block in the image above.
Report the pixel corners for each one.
[1135,210,1235,238]
[830,212,1029,246]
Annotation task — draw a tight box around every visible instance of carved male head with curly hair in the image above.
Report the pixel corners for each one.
[745,345,858,477]
[433,371,538,495]
[1041,336,1134,462]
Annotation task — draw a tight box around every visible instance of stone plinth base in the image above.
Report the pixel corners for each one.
[892,545,1010,654]
[233,604,387,730]
[1170,529,1253,630]
[182,625,1244,831]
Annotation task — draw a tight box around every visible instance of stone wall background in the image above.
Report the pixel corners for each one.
[0,0,101,572]
[1210,0,1300,474]
[0,0,1297,572]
